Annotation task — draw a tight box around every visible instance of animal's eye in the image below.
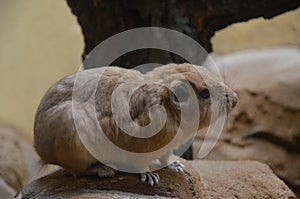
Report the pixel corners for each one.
[199,89,210,99]
[173,85,189,104]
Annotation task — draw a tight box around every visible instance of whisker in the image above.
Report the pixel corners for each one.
[227,71,240,89]
[225,66,232,85]
[219,64,241,90]
[219,64,226,84]
[227,111,232,132]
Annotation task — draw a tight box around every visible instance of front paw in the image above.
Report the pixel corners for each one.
[140,172,160,186]
[167,160,185,172]
[86,164,117,178]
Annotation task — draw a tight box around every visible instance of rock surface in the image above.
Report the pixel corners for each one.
[194,46,300,196]
[0,122,39,198]
[19,160,295,198]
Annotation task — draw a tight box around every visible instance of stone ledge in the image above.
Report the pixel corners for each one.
[19,160,296,199]
[192,160,296,198]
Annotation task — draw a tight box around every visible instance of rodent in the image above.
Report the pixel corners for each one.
[34,63,237,186]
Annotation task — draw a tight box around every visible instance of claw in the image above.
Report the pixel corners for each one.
[167,160,185,172]
[140,172,160,186]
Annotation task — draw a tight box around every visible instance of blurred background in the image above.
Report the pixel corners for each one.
[0,1,299,137]
[0,1,82,138]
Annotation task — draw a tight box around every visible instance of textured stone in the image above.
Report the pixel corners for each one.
[0,122,39,198]
[19,159,295,198]
[192,160,295,199]
[194,46,300,196]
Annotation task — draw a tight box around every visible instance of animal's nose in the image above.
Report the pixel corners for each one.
[232,92,238,108]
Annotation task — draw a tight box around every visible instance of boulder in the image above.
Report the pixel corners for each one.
[18,160,295,198]
[194,46,300,196]
[0,122,39,198]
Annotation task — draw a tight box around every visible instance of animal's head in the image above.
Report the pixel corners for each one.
[123,63,237,150]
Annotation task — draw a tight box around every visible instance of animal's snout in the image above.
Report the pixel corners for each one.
[232,92,238,108]
[225,90,238,112]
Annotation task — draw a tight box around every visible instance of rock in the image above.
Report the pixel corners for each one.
[19,159,295,198]
[191,160,296,199]
[18,159,205,199]
[0,122,39,198]
[194,46,300,196]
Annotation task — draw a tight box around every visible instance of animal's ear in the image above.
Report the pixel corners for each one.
[128,83,165,120]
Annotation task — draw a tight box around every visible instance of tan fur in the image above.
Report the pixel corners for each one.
[34,63,237,175]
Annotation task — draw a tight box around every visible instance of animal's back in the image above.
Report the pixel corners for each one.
[33,67,130,174]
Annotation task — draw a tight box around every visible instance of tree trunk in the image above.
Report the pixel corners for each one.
[66,0,299,65]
